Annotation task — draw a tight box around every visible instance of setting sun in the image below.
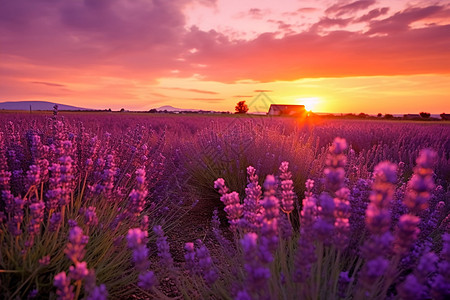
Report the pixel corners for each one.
[296,97,320,112]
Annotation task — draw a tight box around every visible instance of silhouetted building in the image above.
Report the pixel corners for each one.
[268,104,306,116]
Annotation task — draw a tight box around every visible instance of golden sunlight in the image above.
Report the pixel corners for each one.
[296,97,320,112]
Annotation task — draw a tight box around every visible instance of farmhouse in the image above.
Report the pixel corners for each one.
[268,104,306,116]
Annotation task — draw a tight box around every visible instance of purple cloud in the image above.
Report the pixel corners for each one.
[310,17,353,31]
[326,0,377,17]
[31,81,66,88]
[367,5,444,34]
[355,7,390,22]
[0,0,188,74]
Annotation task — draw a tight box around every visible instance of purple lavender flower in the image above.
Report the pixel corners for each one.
[27,288,38,299]
[242,166,262,232]
[235,290,252,300]
[82,206,98,226]
[68,219,77,228]
[54,271,74,300]
[140,215,149,231]
[0,132,11,190]
[214,178,229,195]
[65,226,88,263]
[86,284,108,300]
[333,187,351,250]
[415,252,438,283]
[360,256,389,286]
[45,187,61,211]
[128,168,149,216]
[153,225,174,269]
[397,274,426,300]
[430,274,450,300]
[102,154,117,198]
[69,261,89,281]
[214,179,243,232]
[7,196,25,237]
[394,214,421,255]
[49,212,62,232]
[431,233,450,299]
[138,271,157,291]
[127,227,147,246]
[196,239,218,285]
[279,161,295,214]
[28,201,45,236]
[259,175,280,261]
[365,204,391,235]
[184,242,196,275]
[404,149,437,213]
[240,233,271,293]
[360,232,393,260]
[300,179,317,230]
[294,179,318,282]
[337,271,352,298]
[223,192,243,231]
[132,246,150,273]
[314,193,335,244]
[279,213,293,240]
[25,164,41,190]
[59,154,74,206]
[127,228,151,273]
[365,162,397,235]
[324,137,348,192]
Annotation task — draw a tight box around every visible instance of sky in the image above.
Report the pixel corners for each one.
[1,0,449,114]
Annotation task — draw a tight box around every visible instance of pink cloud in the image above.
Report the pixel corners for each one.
[184,23,450,82]
[297,7,319,13]
[283,7,318,17]
[1,0,449,94]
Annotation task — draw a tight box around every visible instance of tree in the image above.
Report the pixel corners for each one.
[419,112,431,119]
[377,113,383,118]
[384,114,394,119]
[235,100,249,114]
[358,113,367,118]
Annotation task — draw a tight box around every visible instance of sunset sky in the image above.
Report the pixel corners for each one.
[1,0,449,114]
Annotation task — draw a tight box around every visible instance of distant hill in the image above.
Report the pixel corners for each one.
[0,101,89,111]
[155,105,199,112]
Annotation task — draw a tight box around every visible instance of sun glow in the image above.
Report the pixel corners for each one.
[296,97,320,112]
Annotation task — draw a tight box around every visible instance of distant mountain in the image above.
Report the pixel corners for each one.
[0,101,89,111]
[155,105,200,112]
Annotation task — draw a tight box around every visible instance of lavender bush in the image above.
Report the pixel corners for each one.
[0,110,180,298]
[1,111,449,299]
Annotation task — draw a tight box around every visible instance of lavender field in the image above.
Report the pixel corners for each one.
[0,110,449,299]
